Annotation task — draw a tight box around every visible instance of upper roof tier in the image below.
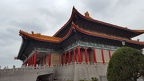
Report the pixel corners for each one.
[53,7,144,39]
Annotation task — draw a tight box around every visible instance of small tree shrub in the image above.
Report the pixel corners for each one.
[91,77,98,81]
[107,47,144,81]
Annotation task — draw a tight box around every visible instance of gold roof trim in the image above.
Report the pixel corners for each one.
[133,30,144,33]
[84,11,92,19]
[19,30,61,42]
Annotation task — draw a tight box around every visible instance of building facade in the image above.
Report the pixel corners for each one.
[0,7,144,81]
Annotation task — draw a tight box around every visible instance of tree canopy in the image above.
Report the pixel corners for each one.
[107,47,144,81]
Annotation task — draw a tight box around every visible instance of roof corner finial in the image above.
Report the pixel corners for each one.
[19,30,22,32]
[72,6,77,12]
[31,31,34,34]
[19,30,23,32]
[14,57,17,60]
[73,6,75,9]
[137,39,140,41]
[85,11,90,17]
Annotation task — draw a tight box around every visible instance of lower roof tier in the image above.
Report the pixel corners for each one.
[17,32,144,61]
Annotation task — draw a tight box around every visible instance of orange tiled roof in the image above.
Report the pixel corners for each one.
[133,30,144,33]
[20,24,144,46]
[74,8,143,35]
[19,30,61,43]
[72,23,144,45]
[54,7,144,38]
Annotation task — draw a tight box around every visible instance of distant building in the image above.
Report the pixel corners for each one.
[0,7,144,81]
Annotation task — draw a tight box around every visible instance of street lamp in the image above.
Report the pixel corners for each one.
[121,40,126,46]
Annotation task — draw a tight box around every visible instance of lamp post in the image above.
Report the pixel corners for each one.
[121,40,126,46]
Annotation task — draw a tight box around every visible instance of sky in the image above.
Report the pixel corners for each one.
[0,0,144,69]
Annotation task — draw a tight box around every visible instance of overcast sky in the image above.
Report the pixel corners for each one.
[0,0,144,69]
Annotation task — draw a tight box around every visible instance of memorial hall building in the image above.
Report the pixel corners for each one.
[1,7,144,81]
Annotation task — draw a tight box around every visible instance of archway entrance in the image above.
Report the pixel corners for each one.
[36,73,53,81]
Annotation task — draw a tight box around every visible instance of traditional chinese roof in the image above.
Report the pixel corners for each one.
[17,7,144,61]
[54,7,144,39]
[19,23,144,47]
[71,23,144,45]
[19,30,61,43]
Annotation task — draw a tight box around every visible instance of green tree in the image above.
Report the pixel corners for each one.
[107,47,144,81]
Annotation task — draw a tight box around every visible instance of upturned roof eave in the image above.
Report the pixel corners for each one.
[53,7,76,37]
[72,23,144,46]
[17,26,75,60]
[133,30,144,34]
[75,9,142,36]
[53,7,143,38]
[19,30,61,43]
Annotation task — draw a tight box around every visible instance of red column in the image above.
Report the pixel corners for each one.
[30,56,32,66]
[63,53,65,65]
[28,59,30,66]
[29,58,31,66]
[29,59,31,66]
[84,47,88,64]
[42,57,43,66]
[108,50,111,58]
[73,48,77,62]
[44,55,46,65]
[32,57,33,66]
[34,51,37,68]
[101,49,105,64]
[31,57,33,66]
[68,51,71,63]
[32,55,34,66]
[48,53,51,67]
[93,48,97,63]
[43,56,44,66]
[64,52,67,64]
[47,53,49,66]
[77,46,81,62]
[81,50,83,62]
[61,54,63,65]
[40,57,42,66]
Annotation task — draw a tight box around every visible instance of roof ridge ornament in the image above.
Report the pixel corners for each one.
[85,11,92,19]
[72,6,77,13]
[31,31,34,34]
